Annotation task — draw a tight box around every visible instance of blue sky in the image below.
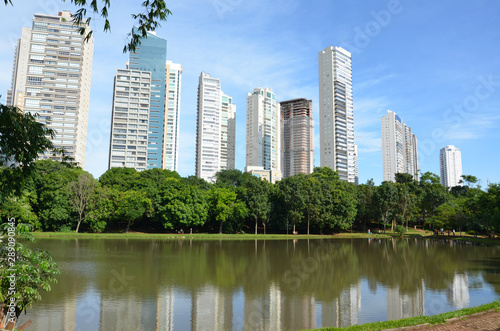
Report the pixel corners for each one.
[1,0,500,186]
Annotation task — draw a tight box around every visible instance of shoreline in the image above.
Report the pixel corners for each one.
[29,231,500,245]
[306,299,500,331]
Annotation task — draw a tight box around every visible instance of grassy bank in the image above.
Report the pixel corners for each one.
[29,231,500,244]
[306,299,500,330]
[31,232,335,240]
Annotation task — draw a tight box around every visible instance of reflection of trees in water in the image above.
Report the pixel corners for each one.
[30,238,500,313]
[34,238,500,301]
[26,238,500,330]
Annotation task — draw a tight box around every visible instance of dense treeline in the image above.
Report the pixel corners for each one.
[0,160,499,235]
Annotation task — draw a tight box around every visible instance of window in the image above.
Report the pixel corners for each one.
[31,44,45,53]
[25,99,40,108]
[28,66,43,74]
[27,76,42,85]
[30,54,44,63]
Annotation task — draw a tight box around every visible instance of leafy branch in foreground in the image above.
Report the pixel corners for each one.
[0,223,60,330]
[3,0,171,52]
[0,104,55,203]
[67,0,171,52]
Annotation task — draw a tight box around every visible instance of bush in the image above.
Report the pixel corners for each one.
[59,224,73,232]
[395,225,407,237]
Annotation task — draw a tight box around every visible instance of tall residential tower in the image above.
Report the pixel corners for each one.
[163,60,183,171]
[318,46,356,183]
[195,72,236,182]
[280,98,314,178]
[440,145,462,187]
[246,88,281,177]
[6,11,94,167]
[381,110,419,182]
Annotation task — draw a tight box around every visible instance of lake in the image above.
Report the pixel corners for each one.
[23,237,499,330]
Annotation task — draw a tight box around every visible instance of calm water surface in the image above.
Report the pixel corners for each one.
[24,238,500,330]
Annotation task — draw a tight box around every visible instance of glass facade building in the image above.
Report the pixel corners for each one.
[128,31,167,169]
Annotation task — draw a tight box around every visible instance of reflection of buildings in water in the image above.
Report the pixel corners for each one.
[243,283,283,330]
[387,280,425,320]
[28,298,76,330]
[100,294,143,331]
[156,287,174,331]
[269,284,282,331]
[447,273,469,309]
[192,285,232,331]
[321,281,361,328]
[282,295,315,330]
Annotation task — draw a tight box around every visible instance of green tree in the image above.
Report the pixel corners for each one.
[355,181,378,231]
[322,185,358,231]
[238,176,270,234]
[67,172,98,232]
[34,163,83,231]
[277,175,306,234]
[418,172,449,229]
[0,190,39,230]
[99,167,141,191]
[116,190,152,233]
[0,223,60,330]
[157,179,209,231]
[376,181,398,232]
[215,169,247,188]
[303,176,323,235]
[208,187,246,234]
[86,186,116,233]
[0,105,54,203]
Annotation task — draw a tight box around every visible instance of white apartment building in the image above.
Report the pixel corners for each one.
[6,11,94,167]
[195,72,236,182]
[440,145,462,187]
[381,110,419,182]
[280,98,314,178]
[318,46,356,183]
[246,87,280,172]
[221,93,236,170]
[108,69,151,170]
[163,61,182,172]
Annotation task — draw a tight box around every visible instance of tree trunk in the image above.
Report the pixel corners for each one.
[307,214,310,235]
[75,213,83,233]
[255,218,258,235]
[293,222,296,234]
[262,221,266,235]
[219,221,223,234]
[126,220,131,233]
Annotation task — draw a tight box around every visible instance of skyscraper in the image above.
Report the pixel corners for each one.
[280,98,314,178]
[440,145,462,187]
[108,68,152,170]
[6,11,94,167]
[381,110,419,182]
[108,31,183,172]
[195,72,236,182]
[163,60,183,172]
[221,93,236,170]
[246,87,280,174]
[127,31,167,170]
[318,46,355,183]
